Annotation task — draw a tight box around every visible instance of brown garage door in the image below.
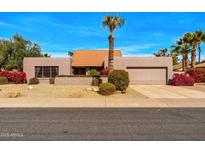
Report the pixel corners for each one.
[127,67,167,85]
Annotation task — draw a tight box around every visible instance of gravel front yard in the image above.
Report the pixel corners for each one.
[0,84,147,99]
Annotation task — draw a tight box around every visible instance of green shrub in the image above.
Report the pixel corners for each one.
[108,70,129,92]
[29,77,39,85]
[0,77,9,85]
[99,83,116,95]
[86,69,100,76]
[49,78,55,84]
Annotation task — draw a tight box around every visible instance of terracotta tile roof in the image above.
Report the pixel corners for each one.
[72,50,122,67]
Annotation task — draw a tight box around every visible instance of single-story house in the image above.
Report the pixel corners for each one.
[23,50,173,85]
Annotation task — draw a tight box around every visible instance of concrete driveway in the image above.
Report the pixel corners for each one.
[130,85,205,99]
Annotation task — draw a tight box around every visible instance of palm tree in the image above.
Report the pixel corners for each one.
[168,52,180,65]
[154,48,168,57]
[195,30,205,63]
[154,48,179,65]
[102,16,125,72]
[183,32,198,68]
[172,38,191,71]
[68,51,73,57]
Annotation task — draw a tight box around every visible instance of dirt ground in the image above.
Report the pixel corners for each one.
[0,84,147,99]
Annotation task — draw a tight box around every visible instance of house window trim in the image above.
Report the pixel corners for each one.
[35,66,59,78]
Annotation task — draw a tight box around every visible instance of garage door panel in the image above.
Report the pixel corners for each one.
[127,68,166,85]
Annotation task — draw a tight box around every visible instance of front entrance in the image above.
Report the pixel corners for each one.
[73,68,86,75]
[73,67,103,75]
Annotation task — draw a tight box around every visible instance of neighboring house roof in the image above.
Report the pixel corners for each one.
[72,50,122,67]
[173,63,182,70]
[173,61,205,70]
[196,61,205,68]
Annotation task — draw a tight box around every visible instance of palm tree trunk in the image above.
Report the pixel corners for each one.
[198,44,201,63]
[182,55,185,71]
[191,46,196,68]
[184,53,188,71]
[108,35,114,72]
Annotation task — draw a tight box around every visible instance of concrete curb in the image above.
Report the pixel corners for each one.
[0,98,205,108]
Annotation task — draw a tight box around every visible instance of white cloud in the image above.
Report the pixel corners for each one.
[44,51,68,57]
[41,43,68,51]
[123,53,154,57]
[179,20,185,24]
[179,19,190,24]
[116,44,157,56]
[153,32,163,37]
[0,21,17,27]
[51,22,104,36]
[117,43,156,52]
[0,21,35,32]
[41,42,158,57]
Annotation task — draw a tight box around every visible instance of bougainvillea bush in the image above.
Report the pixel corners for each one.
[0,71,26,84]
[186,68,205,83]
[172,73,195,86]
[100,68,109,76]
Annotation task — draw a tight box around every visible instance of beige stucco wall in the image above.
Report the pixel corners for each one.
[104,57,172,78]
[23,56,172,85]
[55,76,108,85]
[113,57,173,84]
[23,57,71,80]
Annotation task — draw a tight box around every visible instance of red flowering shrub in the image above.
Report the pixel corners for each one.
[0,71,26,84]
[186,68,205,83]
[172,73,195,86]
[100,68,109,76]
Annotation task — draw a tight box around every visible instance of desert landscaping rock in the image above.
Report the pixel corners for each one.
[92,87,99,92]
[0,92,21,98]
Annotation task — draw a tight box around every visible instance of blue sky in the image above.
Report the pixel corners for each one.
[0,12,205,59]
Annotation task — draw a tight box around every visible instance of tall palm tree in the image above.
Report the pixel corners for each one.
[183,32,198,68]
[102,16,125,72]
[172,38,191,71]
[195,30,205,63]
[168,52,180,65]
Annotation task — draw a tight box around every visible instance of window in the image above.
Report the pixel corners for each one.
[35,66,59,78]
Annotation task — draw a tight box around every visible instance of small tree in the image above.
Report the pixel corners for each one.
[0,34,46,70]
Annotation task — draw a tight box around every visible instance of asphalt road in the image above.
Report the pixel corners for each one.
[0,108,205,140]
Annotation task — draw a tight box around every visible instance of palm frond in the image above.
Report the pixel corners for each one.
[102,16,125,34]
